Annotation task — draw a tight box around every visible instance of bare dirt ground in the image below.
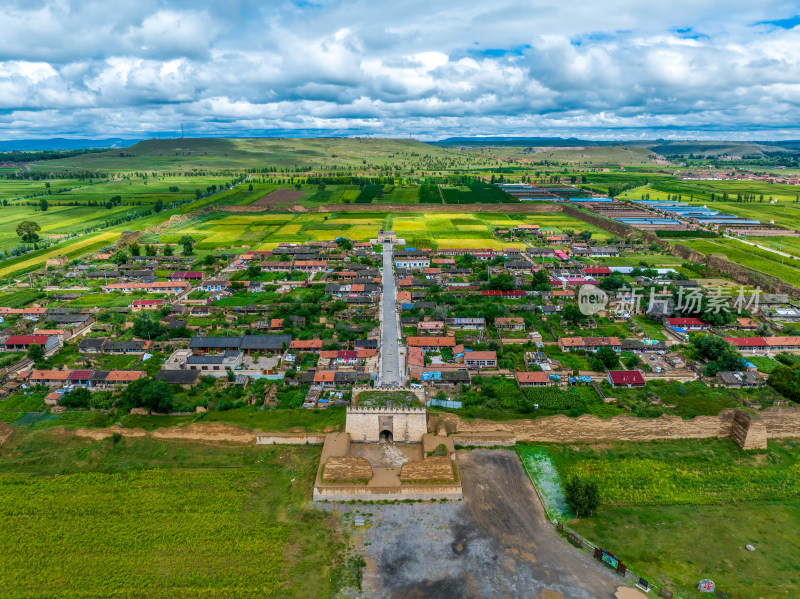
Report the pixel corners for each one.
[326,449,621,598]
[350,442,422,468]
[252,188,305,206]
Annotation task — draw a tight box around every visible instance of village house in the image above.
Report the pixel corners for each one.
[171,271,203,282]
[2,334,61,353]
[495,317,525,331]
[716,371,760,388]
[515,371,556,387]
[131,299,165,312]
[445,317,486,331]
[607,370,646,388]
[464,350,498,369]
[102,281,190,294]
[665,317,710,331]
[407,337,456,350]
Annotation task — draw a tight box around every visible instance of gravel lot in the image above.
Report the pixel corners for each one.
[327,449,622,598]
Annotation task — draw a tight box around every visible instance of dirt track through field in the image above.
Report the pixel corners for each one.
[329,449,620,598]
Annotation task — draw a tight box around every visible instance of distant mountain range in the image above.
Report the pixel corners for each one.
[0,138,140,151]
[433,137,800,155]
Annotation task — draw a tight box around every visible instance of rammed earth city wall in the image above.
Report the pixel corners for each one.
[433,407,800,450]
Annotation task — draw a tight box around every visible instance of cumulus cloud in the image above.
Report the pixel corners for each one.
[0,0,799,139]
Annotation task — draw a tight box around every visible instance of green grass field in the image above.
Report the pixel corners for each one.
[682,237,800,286]
[31,137,458,171]
[0,204,135,253]
[544,438,800,598]
[0,431,345,598]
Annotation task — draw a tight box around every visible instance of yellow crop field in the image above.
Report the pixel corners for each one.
[0,232,117,277]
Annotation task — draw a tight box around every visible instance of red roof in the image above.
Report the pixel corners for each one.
[407,337,456,348]
[4,335,52,345]
[584,267,612,275]
[481,290,525,296]
[171,271,203,279]
[515,371,550,384]
[725,337,767,347]
[608,370,646,385]
[132,299,164,306]
[68,370,94,380]
[290,339,322,350]
[465,351,497,361]
[666,318,707,327]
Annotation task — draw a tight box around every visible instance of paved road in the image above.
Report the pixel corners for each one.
[379,244,402,386]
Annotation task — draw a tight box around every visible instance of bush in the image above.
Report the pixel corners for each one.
[118,379,174,413]
[564,476,601,517]
[60,387,91,408]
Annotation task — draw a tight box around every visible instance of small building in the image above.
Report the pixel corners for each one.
[495,317,525,331]
[185,351,243,373]
[156,369,201,387]
[445,317,486,331]
[515,371,555,387]
[607,370,646,388]
[716,371,760,388]
[171,271,203,281]
[665,317,709,331]
[2,334,60,353]
[132,299,165,312]
[464,351,497,369]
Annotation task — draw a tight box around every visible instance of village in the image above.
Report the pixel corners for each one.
[1,220,794,423]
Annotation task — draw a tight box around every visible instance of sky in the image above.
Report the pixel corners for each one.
[1,0,800,141]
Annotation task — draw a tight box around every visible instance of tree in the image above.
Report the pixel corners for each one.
[110,250,128,265]
[144,244,157,256]
[132,314,165,339]
[485,273,514,291]
[246,265,261,279]
[564,475,601,517]
[599,275,625,292]
[179,235,196,255]
[129,242,141,256]
[163,244,174,256]
[591,346,619,371]
[154,199,163,213]
[563,303,586,325]
[119,378,173,413]
[532,269,551,291]
[577,230,592,242]
[61,387,91,408]
[27,343,45,363]
[16,220,41,243]
[248,183,254,191]
[39,198,48,211]
[768,365,800,403]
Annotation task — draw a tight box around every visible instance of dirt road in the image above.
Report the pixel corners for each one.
[335,449,621,598]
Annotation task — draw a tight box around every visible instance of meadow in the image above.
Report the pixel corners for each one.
[540,438,800,598]
[31,137,458,171]
[0,431,345,598]
[682,237,800,286]
[0,203,133,253]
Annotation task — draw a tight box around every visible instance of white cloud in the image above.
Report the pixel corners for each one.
[0,0,799,138]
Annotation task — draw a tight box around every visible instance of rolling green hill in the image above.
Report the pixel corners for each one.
[31,137,456,172]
